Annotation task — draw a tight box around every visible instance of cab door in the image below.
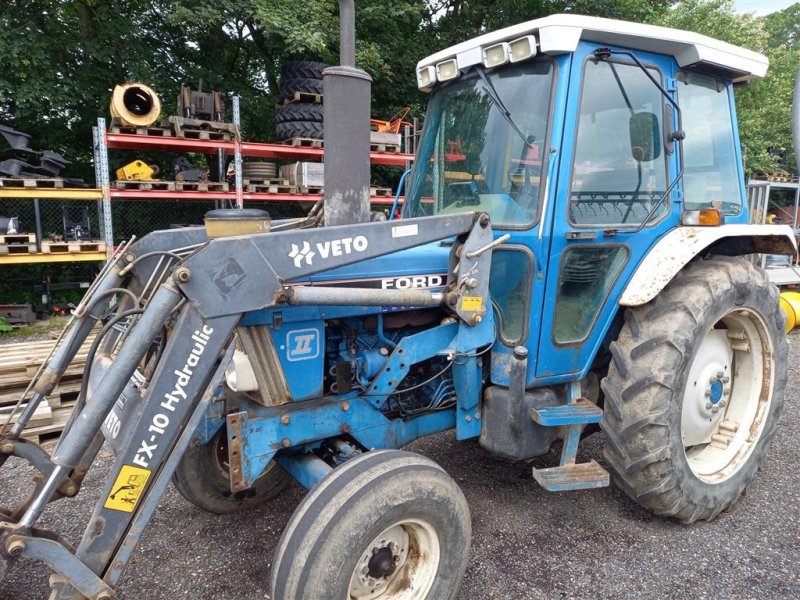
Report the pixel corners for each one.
[535,42,681,382]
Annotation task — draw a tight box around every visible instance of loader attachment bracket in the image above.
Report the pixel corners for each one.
[176,213,485,318]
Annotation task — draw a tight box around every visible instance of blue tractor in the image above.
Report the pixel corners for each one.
[1,10,796,600]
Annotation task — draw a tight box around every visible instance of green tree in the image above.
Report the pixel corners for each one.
[655,0,799,176]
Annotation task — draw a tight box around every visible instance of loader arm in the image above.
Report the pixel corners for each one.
[0,211,498,600]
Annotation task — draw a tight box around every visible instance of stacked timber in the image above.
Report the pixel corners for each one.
[0,335,94,442]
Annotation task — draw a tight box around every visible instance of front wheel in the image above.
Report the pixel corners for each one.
[172,426,291,514]
[601,256,788,523]
[270,450,471,599]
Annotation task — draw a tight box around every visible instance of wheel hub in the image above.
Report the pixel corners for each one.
[351,525,409,598]
[367,546,397,578]
[681,329,733,447]
[708,378,724,405]
[681,309,774,483]
[349,518,440,600]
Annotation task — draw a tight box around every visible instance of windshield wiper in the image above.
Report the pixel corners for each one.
[474,67,534,150]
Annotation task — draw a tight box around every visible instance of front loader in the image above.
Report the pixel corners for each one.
[1,11,797,600]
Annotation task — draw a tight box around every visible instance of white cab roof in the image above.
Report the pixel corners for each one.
[417,14,768,87]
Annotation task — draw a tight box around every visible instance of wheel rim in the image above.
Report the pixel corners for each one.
[348,518,440,600]
[210,428,274,484]
[681,308,774,483]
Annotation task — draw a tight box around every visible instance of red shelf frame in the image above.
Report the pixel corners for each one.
[105,133,235,154]
[109,189,402,205]
[105,133,414,167]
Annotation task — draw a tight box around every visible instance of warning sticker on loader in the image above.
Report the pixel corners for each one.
[104,465,151,513]
[461,296,483,311]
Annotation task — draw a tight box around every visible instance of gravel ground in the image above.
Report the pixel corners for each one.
[1,336,798,599]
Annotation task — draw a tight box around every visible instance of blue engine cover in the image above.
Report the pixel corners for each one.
[272,320,325,400]
[240,242,452,402]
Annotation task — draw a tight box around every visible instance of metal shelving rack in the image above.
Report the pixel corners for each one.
[0,186,108,265]
[94,97,414,246]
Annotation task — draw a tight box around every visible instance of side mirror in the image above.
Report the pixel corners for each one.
[629,111,661,162]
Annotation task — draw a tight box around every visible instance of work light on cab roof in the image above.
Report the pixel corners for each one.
[416,13,768,91]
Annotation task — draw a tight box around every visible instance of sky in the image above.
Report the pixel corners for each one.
[733,0,796,15]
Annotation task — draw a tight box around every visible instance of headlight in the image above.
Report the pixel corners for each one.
[482,42,509,68]
[417,65,436,90]
[436,59,459,82]
[509,35,538,62]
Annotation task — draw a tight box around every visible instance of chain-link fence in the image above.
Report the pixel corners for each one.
[108,199,312,242]
[0,198,104,309]
[0,198,104,246]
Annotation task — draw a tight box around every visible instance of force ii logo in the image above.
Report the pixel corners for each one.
[289,236,369,268]
[286,328,320,361]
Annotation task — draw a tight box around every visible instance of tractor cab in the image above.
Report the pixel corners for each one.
[404,14,780,386]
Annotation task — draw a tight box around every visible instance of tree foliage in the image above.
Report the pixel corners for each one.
[655,0,799,175]
[0,0,797,182]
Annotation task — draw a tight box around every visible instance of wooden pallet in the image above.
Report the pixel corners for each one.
[766,175,799,183]
[245,183,298,194]
[109,120,173,137]
[0,380,83,411]
[0,359,87,389]
[0,337,94,369]
[0,243,37,255]
[298,186,324,195]
[369,143,401,153]
[165,116,236,140]
[0,233,36,245]
[290,186,392,196]
[41,240,107,254]
[370,187,393,197]
[173,180,229,192]
[114,179,176,191]
[0,178,65,189]
[279,137,323,148]
[281,91,323,105]
[175,128,232,141]
[20,407,72,444]
[242,178,290,187]
[0,401,52,426]
[0,335,96,441]
[0,347,89,390]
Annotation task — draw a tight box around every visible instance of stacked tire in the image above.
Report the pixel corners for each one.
[241,161,277,180]
[277,61,327,141]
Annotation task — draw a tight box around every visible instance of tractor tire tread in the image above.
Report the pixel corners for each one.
[601,256,787,523]
[281,61,328,80]
[276,120,324,141]
[277,103,324,123]
[271,450,468,600]
[279,77,324,98]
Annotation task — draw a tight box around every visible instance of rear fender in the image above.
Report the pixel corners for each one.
[619,224,797,307]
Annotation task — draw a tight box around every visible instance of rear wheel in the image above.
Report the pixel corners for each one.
[601,256,787,523]
[172,426,290,514]
[270,450,471,599]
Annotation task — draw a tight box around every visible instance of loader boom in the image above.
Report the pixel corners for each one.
[1,211,496,598]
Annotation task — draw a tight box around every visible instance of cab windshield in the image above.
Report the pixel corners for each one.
[403,60,555,227]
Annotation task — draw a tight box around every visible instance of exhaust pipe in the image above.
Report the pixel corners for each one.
[323,0,372,226]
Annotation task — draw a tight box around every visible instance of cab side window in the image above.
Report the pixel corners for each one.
[569,60,668,227]
[677,71,743,214]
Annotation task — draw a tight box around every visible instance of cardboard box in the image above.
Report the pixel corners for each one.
[280,162,325,188]
[370,132,402,147]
